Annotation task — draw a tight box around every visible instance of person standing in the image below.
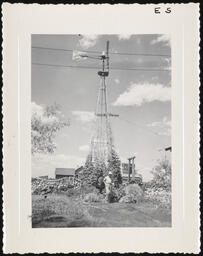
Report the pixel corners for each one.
[104,171,113,202]
[97,175,105,194]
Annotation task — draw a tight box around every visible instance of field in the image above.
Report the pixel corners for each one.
[32,193,171,228]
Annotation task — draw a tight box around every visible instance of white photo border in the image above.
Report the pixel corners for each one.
[2,3,200,253]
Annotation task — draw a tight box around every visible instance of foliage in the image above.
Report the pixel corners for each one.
[79,154,107,187]
[94,159,107,184]
[119,184,143,203]
[144,188,171,208]
[144,159,172,208]
[83,192,103,203]
[108,149,122,188]
[80,184,98,194]
[79,149,122,190]
[79,154,97,186]
[31,103,69,154]
[149,159,171,191]
[109,184,126,202]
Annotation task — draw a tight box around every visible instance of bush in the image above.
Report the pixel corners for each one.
[83,192,103,203]
[143,159,172,208]
[120,184,143,203]
[144,188,171,208]
[150,159,171,192]
[80,184,98,195]
[110,184,126,202]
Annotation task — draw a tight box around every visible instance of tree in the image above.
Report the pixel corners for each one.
[94,158,107,180]
[108,149,122,188]
[144,159,172,207]
[79,149,122,189]
[79,153,96,186]
[150,159,171,191]
[31,102,69,154]
[79,153,106,187]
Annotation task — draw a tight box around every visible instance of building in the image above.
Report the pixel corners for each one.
[121,163,143,185]
[121,163,129,181]
[55,168,75,179]
[75,166,84,179]
[39,175,48,179]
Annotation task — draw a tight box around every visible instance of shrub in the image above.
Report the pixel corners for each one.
[144,188,171,208]
[150,159,171,192]
[144,159,172,208]
[64,188,80,197]
[107,149,122,187]
[80,184,98,195]
[110,184,126,202]
[120,184,143,203]
[83,192,102,203]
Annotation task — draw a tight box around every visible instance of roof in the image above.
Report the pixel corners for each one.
[75,166,84,173]
[55,168,75,176]
[165,146,172,152]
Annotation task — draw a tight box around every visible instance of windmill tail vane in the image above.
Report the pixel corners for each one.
[72,50,88,60]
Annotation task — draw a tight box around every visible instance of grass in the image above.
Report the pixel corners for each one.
[32,194,105,227]
[32,193,171,228]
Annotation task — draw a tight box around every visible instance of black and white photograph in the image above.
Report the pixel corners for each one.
[3,3,200,253]
[31,34,172,228]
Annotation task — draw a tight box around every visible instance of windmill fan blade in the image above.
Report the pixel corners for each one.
[72,50,88,60]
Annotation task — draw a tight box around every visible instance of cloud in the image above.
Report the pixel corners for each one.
[113,83,171,106]
[118,34,132,40]
[151,34,170,46]
[79,145,90,152]
[114,78,120,84]
[147,116,171,136]
[148,116,171,127]
[72,111,95,123]
[79,35,100,49]
[137,167,153,182]
[32,153,85,178]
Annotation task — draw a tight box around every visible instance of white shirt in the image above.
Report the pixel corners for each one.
[104,175,112,185]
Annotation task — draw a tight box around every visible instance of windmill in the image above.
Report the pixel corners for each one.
[73,41,119,166]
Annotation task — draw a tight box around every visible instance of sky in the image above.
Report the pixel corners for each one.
[31,34,171,181]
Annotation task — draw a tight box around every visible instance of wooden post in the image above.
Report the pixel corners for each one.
[128,156,136,183]
[132,157,135,180]
[128,158,131,182]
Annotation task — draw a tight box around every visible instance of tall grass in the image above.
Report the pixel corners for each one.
[32,194,103,227]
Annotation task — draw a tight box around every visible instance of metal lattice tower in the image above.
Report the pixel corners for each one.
[73,41,118,166]
[89,41,118,165]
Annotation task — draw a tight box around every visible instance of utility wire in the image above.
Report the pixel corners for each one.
[32,46,171,57]
[32,62,170,72]
[118,117,161,136]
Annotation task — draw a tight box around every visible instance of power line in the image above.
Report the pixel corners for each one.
[32,62,171,72]
[32,62,99,70]
[32,46,171,57]
[118,117,161,136]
